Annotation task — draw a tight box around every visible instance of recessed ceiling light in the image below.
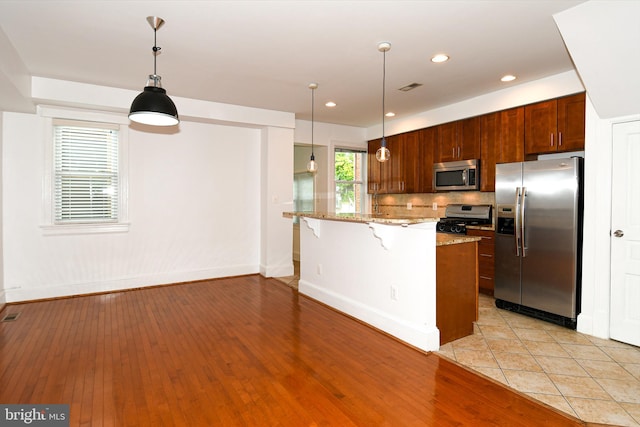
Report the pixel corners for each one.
[431,54,449,63]
[501,74,516,82]
[385,112,395,117]
[325,101,337,108]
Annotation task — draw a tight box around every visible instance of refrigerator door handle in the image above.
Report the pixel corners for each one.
[521,187,527,257]
[515,187,522,257]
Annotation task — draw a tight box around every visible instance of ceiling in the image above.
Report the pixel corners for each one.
[0,0,586,128]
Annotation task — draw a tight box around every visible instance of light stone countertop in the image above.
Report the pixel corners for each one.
[436,233,481,246]
[282,211,438,226]
[283,211,480,246]
[466,224,495,232]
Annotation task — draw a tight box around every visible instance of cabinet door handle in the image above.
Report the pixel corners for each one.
[550,133,554,147]
[457,146,461,158]
[559,132,563,146]
[452,147,455,158]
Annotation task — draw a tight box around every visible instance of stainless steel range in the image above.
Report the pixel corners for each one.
[436,204,492,234]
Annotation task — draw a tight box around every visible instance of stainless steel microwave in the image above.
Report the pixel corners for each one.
[433,159,480,191]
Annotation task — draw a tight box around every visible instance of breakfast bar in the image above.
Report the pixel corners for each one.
[283,212,480,351]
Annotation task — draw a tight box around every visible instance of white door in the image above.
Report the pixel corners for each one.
[610,120,640,346]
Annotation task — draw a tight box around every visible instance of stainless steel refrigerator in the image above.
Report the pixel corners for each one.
[494,157,583,329]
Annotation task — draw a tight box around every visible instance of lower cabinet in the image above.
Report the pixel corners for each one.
[436,241,478,345]
[466,229,495,296]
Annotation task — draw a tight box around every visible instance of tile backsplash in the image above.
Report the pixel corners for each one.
[372,192,495,219]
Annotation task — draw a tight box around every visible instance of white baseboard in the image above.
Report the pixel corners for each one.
[4,264,260,303]
[299,279,440,352]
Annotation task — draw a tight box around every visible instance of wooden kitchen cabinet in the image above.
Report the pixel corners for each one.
[368,136,403,194]
[435,117,480,162]
[381,134,404,193]
[367,134,405,194]
[367,139,382,193]
[524,92,585,155]
[400,128,437,193]
[480,108,524,192]
[368,128,436,194]
[466,229,495,296]
[479,112,500,192]
[499,106,525,163]
[436,240,479,345]
[417,126,437,193]
[400,130,421,193]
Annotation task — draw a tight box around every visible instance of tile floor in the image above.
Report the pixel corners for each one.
[277,265,640,426]
[438,294,640,426]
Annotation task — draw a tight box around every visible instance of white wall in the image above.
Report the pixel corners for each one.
[2,111,267,301]
[299,218,439,351]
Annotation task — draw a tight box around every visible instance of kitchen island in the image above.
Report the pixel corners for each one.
[283,212,480,351]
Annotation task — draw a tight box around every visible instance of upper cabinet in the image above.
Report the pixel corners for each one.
[367,93,584,194]
[499,107,525,164]
[383,134,405,194]
[479,107,525,192]
[524,92,585,155]
[366,135,405,194]
[435,117,480,162]
[367,139,382,193]
[479,112,500,192]
[367,129,435,194]
[417,127,437,193]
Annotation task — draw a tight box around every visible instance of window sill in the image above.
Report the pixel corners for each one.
[41,222,130,236]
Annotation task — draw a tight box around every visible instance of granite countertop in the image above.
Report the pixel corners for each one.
[466,224,496,231]
[283,211,438,226]
[436,233,482,246]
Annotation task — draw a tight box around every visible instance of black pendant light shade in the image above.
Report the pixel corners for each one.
[129,16,179,127]
[129,83,179,126]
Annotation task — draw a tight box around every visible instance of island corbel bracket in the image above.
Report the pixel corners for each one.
[302,217,321,238]
[367,222,396,250]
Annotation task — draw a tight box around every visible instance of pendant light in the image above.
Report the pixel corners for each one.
[376,42,391,162]
[307,83,319,173]
[129,16,179,126]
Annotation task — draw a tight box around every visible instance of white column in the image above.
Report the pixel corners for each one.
[260,126,294,277]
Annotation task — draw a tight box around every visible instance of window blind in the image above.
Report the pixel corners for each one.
[53,121,119,223]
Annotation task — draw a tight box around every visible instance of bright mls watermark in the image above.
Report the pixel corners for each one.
[1,405,69,426]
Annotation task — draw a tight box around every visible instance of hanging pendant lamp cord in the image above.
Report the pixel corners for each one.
[311,87,315,156]
[152,28,160,76]
[382,49,386,145]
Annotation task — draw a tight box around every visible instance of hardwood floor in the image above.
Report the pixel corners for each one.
[0,275,593,426]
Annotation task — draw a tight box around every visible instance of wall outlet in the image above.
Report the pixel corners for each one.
[406,202,412,210]
[432,202,438,211]
[390,286,398,301]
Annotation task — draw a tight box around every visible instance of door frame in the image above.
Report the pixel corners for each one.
[577,96,639,340]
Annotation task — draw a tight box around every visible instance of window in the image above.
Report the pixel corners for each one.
[335,149,365,213]
[53,120,120,223]
[41,109,129,235]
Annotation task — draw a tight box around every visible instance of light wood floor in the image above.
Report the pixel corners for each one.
[0,275,600,426]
